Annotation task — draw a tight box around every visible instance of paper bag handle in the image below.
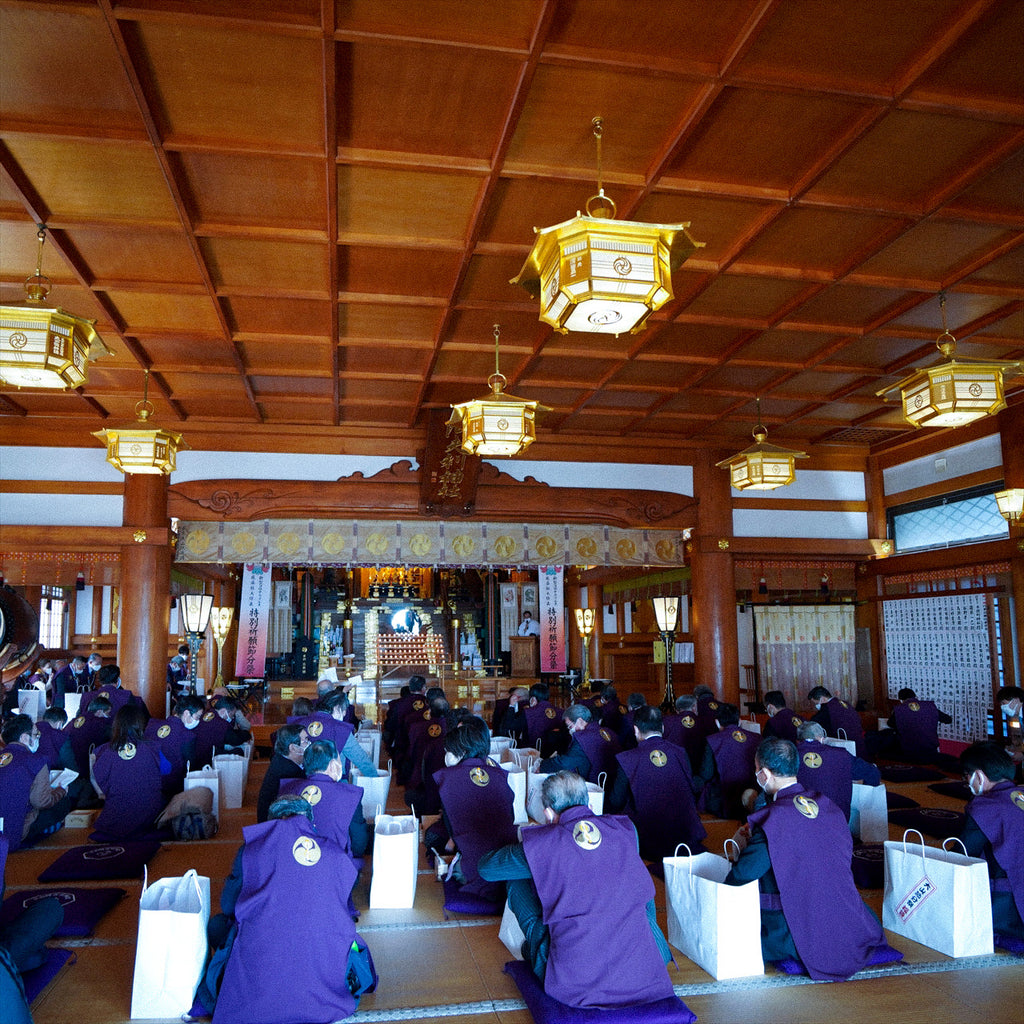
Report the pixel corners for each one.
[837,728,848,740]
[141,863,149,896]
[673,843,693,860]
[724,838,740,862]
[374,802,383,819]
[182,867,205,908]
[942,837,968,857]
[597,772,607,790]
[900,828,926,854]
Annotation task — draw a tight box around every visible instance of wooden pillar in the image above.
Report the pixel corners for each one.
[90,586,103,640]
[859,454,888,708]
[999,405,1024,679]
[691,450,739,704]
[118,474,171,717]
[566,575,584,679]
[587,582,602,683]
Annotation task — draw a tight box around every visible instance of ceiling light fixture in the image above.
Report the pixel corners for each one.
[93,369,187,475]
[716,397,808,491]
[511,117,704,337]
[448,324,547,458]
[0,225,110,389]
[877,293,1022,428]
[994,488,1024,524]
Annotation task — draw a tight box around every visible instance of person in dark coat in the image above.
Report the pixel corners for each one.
[80,664,141,718]
[523,682,565,755]
[424,716,517,901]
[725,737,894,981]
[701,703,759,819]
[50,656,88,709]
[959,742,1024,940]
[145,694,203,797]
[255,723,309,823]
[763,691,805,744]
[795,721,880,820]
[479,771,674,1010]
[890,688,953,762]
[539,704,621,785]
[808,686,865,757]
[609,705,706,860]
[663,693,708,775]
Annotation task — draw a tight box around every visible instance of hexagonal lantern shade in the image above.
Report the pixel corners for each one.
[448,376,541,458]
[995,488,1024,523]
[93,421,187,475]
[717,428,808,491]
[511,213,704,336]
[0,303,108,389]
[898,362,1009,428]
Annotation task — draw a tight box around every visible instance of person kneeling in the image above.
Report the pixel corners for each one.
[478,771,674,1010]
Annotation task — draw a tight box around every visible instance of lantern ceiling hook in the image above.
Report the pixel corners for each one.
[586,116,616,219]
[25,224,52,303]
[936,292,957,357]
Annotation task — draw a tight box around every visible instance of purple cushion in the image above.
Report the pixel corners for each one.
[0,887,125,937]
[442,878,501,916]
[880,764,944,783]
[503,960,696,1024]
[773,943,901,977]
[885,792,919,811]
[21,948,75,1004]
[89,828,168,845]
[926,781,971,801]
[851,844,884,890]
[888,806,966,839]
[37,841,161,883]
[994,933,1024,955]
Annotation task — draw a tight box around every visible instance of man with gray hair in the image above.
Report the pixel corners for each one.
[538,704,620,784]
[479,771,674,1010]
[794,720,880,819]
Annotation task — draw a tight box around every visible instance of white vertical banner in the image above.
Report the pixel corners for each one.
[235,563,273,678]
[500,582,519,653]
[538,566,566,673]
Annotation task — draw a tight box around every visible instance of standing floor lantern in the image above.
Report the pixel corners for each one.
[180,593,213,695]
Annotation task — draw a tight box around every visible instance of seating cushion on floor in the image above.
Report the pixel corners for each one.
[888,806,966,838]
[37,841,161,883]
[0,887,126,937]
[885,792,920,810]
[21,948,76,1004]
[994,933,1024,955]
[879,764,945,783]
[503,960,696,1024]
[442,878,501,916]
[771,943,903,977]
[851,844,884,890]
[88,828,168,845]
[927,781,971,801]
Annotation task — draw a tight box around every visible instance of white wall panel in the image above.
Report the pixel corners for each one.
[733,508,868,539]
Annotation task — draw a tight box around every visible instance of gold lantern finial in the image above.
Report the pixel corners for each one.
[448,324,548,458]
[0,224,111,389]
[877,293,1022,428]
[716,398,808,491]
[511,118,704,337]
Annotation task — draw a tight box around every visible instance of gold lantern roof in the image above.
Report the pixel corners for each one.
[93,370,187,475]
[717,401,808,491]
[0,226,110,389]
[878,294,1023,429]
[449,325,547,458]
[511,118,704,336]
[994,488,1024,524]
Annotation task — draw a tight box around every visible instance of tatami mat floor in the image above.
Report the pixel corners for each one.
[7,748,1022,1024]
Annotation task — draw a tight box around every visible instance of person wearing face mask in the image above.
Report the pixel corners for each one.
[608,705,705,861]
[959,742,1024,942]
[995,687,1024,769]
[725,737,897,980]
[538,704,620,784]
[807,686,866,757]
[0,714,72,850]
[255,724,309,823]
[423,716,517,902]
[145,694,204,797]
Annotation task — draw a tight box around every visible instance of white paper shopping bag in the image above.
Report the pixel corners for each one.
[17,689,43,722]
[130,867,210,1019]
[849,783,888,842]
[184,765,221,821]
[526,771,552,823]
[350,760,392,821]
[490,736,514,763]
[663,844,763,980]
[501,763,529,825]
[369,811,419,909]
[212,754,246,810]
[354,726,382,769]
[882,830,993,957]
[499,899,526,960]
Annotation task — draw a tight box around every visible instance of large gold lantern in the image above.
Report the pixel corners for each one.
[511,118,703,336]
[0,226,110,388]
[717,399,808,491]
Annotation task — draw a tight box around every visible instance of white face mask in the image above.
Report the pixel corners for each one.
[1002,701,1021,719]
[755,767,769,791]
[967,771,984,798]
[26,735,40,753]
[183,714,200,730]
[444,752,459,768]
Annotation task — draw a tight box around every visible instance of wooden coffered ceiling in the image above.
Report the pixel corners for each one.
[1,0,1022,465]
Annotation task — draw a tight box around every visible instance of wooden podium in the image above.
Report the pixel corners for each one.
[510,636,539,677]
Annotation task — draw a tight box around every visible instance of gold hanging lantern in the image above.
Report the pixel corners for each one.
[448,324,547,457]
[93,369,187,475]
[878,293,1022,428]
[994,488,1024,524]
[0,225,110,389]
[716,398,808,491]
[511,117,704,336]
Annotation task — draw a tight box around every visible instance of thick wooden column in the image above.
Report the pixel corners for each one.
[587,582,602,683]
[118,474,172,717]
[999,405,1024,681]
[691,450,739,704]
[859,454,888,707]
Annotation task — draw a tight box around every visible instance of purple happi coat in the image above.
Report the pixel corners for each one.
[892,700,940,760]
[524,701,561,746]
[434,757,517,898]
[296,711,354,754]
[707,727,759,788]
[749,782,884,981]
[662,712,706,773]
[616,737,705,859]
[278,771,362,858]
[522,806,674,1008]
[572,723,621,784]
[822,699,865,756]
[796,740,854,818]
[967,779,1024,924]
[765,709,805,744]
[0,743,48,849]
[214,815,358,1024]
[193,711,230,767]
[92,740,164,838]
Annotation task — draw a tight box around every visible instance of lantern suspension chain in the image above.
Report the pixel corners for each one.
[593,116,604,197]
[937,292,956,356]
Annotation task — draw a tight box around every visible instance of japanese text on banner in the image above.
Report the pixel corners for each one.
[235,563,273,678]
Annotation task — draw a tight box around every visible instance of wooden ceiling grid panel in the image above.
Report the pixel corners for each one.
[0,0,1020,457]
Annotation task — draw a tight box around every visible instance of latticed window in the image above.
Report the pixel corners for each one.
[890,488,1009,553]
[38,585,67,649]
